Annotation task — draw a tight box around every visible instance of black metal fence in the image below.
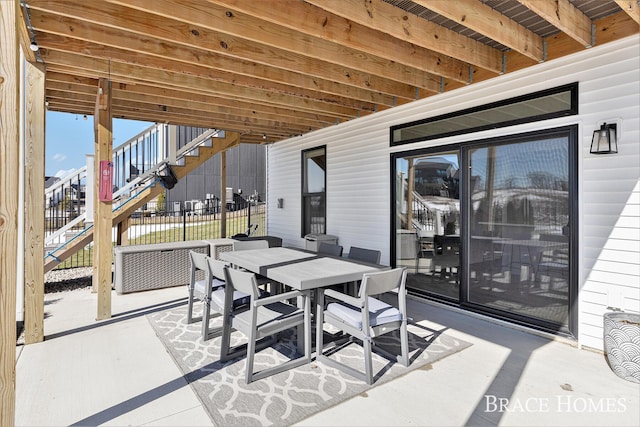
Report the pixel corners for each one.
[50,199,266,270]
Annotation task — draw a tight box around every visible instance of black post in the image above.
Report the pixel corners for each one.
[182,202,187,241]
[247,199,251,232]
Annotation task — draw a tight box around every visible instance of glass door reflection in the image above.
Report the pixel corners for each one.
[395,151,460,300]
[466,136,570,327]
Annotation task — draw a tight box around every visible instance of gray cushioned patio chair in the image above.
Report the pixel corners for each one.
[220,266,312,384]
[344,246,382,295]
[318,242,344,257]
[315,267,409,385]
[231,239,276,292]
[187,251,252,341]
[187,251,225,325]
[232,239,270,251]
[348,246,381,264]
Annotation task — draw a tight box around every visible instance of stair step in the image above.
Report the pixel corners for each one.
[44,131,237,273]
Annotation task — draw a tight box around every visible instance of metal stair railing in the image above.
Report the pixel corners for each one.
[44,127,222,263]
[411,190,436,231]
[44,166,88,252]
[111,128,222,211]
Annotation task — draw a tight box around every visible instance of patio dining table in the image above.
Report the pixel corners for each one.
[219,246,387,352]
[219,247,386,290]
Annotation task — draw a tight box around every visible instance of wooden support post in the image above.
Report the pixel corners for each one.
[168,125,177,165]
[0,0,20,423]
[220,151,227,238]
[117,218,129,246]
[24,60,46,344]
[94,78,113,320]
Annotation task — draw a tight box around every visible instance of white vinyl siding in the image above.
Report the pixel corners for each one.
[267,35,640,350]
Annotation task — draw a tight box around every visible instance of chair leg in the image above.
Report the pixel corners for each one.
[219,310,233,361]
[399,319,409,367]
[200,299,223,341]
[245,325,257,384]
[186,286,196,324]
[315,289,326,357]
[200,299,210,339]
[304,292,312,361]
[363,337,374,385]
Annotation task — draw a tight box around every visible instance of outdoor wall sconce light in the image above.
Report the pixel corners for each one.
[590,122,618,154]
[277,198,284,209]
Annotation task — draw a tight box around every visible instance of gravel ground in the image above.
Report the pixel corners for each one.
[44,266,94,293]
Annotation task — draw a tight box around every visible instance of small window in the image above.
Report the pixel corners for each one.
[301,146,326,237]
[391,83,578,146]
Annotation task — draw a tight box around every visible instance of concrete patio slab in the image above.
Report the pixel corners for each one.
[15,286,640,426]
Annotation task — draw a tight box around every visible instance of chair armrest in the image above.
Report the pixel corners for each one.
[253,289,309,307]
[324,289,363,308]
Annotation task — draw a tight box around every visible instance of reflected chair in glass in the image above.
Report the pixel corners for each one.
[431,235,460,284]
[318,242,344,257]
[415,229,435,274]
[315,267,409,385]
[220,267,312,384]
[534,234,569,291]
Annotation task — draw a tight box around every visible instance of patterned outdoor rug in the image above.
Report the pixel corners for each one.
[147,304,471,426]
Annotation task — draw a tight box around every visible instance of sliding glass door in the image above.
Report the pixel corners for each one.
[395,150,461,301]
[465,129,574,329]
[393,126,576,334]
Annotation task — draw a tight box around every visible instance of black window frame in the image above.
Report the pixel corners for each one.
[390,82,578,146]
[390,125,578,338]
[301,145,327,238]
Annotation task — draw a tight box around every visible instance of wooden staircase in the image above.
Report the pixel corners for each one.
[44,131,240,273]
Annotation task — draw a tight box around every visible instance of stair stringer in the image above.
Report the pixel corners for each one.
[44,132,240,273]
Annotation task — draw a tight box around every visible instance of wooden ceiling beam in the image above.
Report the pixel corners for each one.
[304,0,502,74]
[39,49,363,118]
[24,0,638,134]
[28,0,429,97]
[31,27,382,112]
[113,84,347,126]
[517,0,593,47]
[46,94,317,137]
[47,96,318,136]
[111,91,329,130]
[209,0,470,84]
[113,100,317,133]
[32,15,397,107]
[46,86,322,130]
[46,80,96,97]
[415,0,545,63]
[35,33,383,112]
[18,4,37,63]
[48,102,304,139]
[46,71,343,124]
[46,71,97,87]
[103,0,439,93]
[615,0,640,25]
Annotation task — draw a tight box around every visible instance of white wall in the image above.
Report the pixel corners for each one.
[267,36,640,350]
